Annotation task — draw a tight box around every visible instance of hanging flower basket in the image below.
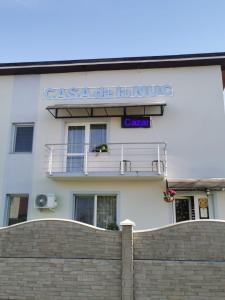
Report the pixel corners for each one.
[163,189,176,203]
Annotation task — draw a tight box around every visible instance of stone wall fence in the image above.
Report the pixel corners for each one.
[0,219,225,299]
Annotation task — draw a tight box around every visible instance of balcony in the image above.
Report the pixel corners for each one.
[45,142,167,179]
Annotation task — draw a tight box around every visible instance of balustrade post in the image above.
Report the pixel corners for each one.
[120,144,124,175]
[164,144,167,176]
[48,146,53,175]
[157,144,161,175]
[84,144,88,175]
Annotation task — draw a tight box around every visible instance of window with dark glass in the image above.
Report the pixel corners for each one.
[7,195,29,226]
[74,194,117,229]
[13,124,34,152]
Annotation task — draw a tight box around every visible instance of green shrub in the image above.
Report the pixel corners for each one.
[106,223,119,230]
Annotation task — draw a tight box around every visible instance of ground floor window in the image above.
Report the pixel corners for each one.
[74,194,117,229]
[6,195,29,226]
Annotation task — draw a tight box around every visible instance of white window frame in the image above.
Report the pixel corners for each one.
[172,192,213,223]
[73,193,118,227]
[4,194,29,226]
[64,122,108,173]
[11,123,34,153]
[65,121,108,147]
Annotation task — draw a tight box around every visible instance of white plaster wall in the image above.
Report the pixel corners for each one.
[37,65,225,178]
[4,76,40,193]
[29,179,168,230]
[0,76,14,225]
[0,75,40,226]
[1,65,225,228]
[28,66,225,228]
[213,191,225,219]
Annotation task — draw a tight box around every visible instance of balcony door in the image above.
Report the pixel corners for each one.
[66,123,107,173]
[67,125,86,172]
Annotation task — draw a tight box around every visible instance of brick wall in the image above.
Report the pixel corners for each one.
[134,221,225,260]
[0,219,121,300]
[134,220,225,300]
[0,219,121,259]
[134,260,225,300]
[0,219,225,299]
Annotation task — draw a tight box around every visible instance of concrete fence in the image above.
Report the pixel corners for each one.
[0,219,225,299]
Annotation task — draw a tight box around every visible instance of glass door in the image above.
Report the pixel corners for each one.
[67,126,85,172]
[175,197,195,222]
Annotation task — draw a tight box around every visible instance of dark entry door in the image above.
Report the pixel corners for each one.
[175,198,192,222]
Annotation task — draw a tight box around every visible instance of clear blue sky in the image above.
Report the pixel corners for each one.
[0,0,225,63]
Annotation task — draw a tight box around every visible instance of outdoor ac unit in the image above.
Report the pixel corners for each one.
[35,194,57,209]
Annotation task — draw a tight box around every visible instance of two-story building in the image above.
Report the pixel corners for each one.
[1,52,225,229]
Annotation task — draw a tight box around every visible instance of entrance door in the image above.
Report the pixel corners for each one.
[175,197,195,222]
[67,126,85,172]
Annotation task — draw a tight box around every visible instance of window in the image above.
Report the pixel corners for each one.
[74,194,117,229]
[6,195,29,226]
[12,123,34,153]
[90,124,107,151]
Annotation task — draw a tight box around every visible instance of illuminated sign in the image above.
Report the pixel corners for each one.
[121,116,151,128]
[43,85,173,100]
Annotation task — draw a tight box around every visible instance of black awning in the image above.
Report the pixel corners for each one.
[46,101,166,119]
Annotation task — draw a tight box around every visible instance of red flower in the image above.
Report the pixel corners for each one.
[168,189,176,196]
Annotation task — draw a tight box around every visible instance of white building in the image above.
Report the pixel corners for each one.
[1,52,225,230]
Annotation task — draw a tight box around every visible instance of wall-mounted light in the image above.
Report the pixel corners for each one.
[206,189,210,196]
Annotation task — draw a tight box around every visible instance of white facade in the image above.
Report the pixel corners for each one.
[1,55,225,229]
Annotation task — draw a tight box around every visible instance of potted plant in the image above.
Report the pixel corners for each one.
[106,223,119,230]
[163,188,176,203]
[94,144,108,153]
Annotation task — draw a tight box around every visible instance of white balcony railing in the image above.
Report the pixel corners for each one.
[45,142,167,177]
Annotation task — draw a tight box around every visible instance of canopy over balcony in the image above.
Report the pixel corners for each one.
[46,101,166,119]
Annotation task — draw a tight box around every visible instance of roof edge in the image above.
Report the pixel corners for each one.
[1,52,225,75]
[1,51,225,67]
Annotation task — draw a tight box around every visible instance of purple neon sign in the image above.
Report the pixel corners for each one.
[121,116,151,128]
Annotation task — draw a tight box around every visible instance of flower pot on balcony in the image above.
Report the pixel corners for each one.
[93,144,108,153]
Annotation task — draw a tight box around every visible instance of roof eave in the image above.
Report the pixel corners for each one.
[1,52,225,75]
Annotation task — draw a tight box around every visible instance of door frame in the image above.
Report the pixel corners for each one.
[172,192,214,223]
[65,122,108,173]
[65,123,88,173]
[173,196,194,223]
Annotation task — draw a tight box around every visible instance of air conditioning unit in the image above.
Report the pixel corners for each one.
[35,194,57,209]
